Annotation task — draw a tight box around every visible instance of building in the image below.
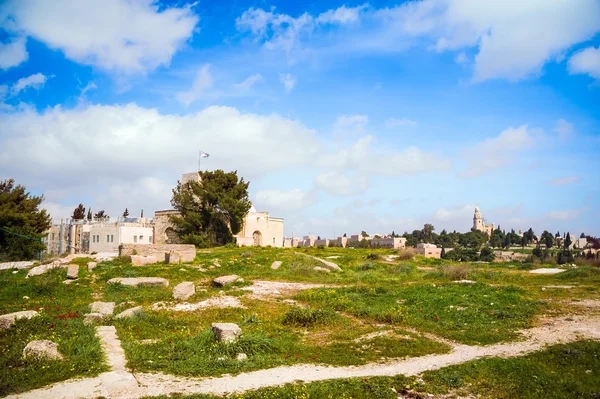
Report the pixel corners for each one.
[88,221,154,253]
[473,207,495,235]
[414,243,442,258]
[154,172,285,248]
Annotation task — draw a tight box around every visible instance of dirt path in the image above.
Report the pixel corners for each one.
[7,315,600,399]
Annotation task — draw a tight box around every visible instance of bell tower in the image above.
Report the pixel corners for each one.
[473,207,484,231]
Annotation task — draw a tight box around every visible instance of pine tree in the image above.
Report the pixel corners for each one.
[94,210,107,219]
[72,204,85,220]
[565,232,572,249]
[87,209,92,220]
[123,208,129,217]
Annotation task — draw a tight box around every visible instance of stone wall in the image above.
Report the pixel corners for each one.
[119,244,196,263]
[153,210,181,245]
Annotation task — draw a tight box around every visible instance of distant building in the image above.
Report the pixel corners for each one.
[473,207,495,235]
[414,243,441,258]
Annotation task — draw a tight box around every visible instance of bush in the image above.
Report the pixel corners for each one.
[396,248,414,260]
[441,264,468,280]
[360,262,377,271]
[282,306,339,327]
[364,253,381,261]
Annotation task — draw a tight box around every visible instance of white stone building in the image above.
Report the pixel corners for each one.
[473,207,495,235]
[89,222,154,253]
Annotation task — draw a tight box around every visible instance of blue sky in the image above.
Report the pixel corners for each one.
[1,0,599,238]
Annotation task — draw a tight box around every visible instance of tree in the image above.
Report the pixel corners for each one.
[317,236,321,240]
[0,179,52,261]
[556,231,560,238]
[170,170,251,247]
[94,210,107,219]
[361,231,368,238]
[440,246,446,258]
[540,230,554,249]
[86,209,92,221]
[580,232,586,239]
[479,247,495,262]
[422,223,435,243]
[502,234,511,249]
[123,208,129,217]
[72,204,85,220]
[565,232,572,249]
[489,228,505,248]
[343,233,347,238]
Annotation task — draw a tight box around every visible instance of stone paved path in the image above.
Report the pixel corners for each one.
[7,315,600,399]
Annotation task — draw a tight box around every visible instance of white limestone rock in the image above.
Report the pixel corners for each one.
[271,261,282,270]
[130,255,160,266]
[212,322,242,343]
[83,313,105,325]
[0,310,39,330]
[529,268,567,275]
[90,301,115,316]
[107,277,169,287]
[66,264,79,279]
[295,252,341,271]
[173,282,195,300]
[114,306,143,319]
[213,275,242,287]
[87,261,98,271]
[23,340,64,361]
[236,353,248,361]
[0,261,34,271]
[314,266,331,273]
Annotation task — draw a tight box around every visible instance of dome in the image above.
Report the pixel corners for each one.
[249,205,257,213]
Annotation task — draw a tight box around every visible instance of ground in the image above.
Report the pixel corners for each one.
[0,247,599,398]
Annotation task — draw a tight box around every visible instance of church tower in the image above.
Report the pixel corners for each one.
[473,207,484,231]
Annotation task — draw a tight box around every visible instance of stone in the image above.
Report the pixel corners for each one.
[212,322,242,343]
[131,255,160,266]
[453,280,476,284]
[107,277,169,287]
[119,243,196,263]
[26,263,63,278]
[83,313,105,325]
[236,353,248,361]
[0,310,39,330]
[0,261,34,271]
[295,252,341,271]
[12,270,18,274]
[115,306,143,319]
[314,266,331,273]
[213,275,242,287]
[173,282,195,300]
[90,301,115,316]
[23,340,64,361]
[529,268,567,275]
[23,296,30,300]
[271,261,282,270]
[87,261,98,271]
[66,264,79,279]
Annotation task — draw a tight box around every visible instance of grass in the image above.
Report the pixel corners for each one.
[142,341,600,399]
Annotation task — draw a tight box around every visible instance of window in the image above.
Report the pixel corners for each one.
[107,235,110,242]
[149,236,153,243]
[134,236,137,243]
[111,235,114,243]
[273,238,275,244]
[139,235,143,241]
[92,235,95,243]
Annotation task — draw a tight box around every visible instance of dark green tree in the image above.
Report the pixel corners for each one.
[489,228,505,248]
[94,210,107,219]
[123,208,129,217]
[479,246,495,262]
[565,232,572,249]
[440,246,446,258]
[72,204,85,220]
[422,223,435,243]
[540,230,554,249]
[170,170,251,247]
[86,209,92,220]
[502,234,511,249]
[0,179,52,261]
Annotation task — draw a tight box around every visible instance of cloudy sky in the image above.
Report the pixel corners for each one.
[1,0,599,238]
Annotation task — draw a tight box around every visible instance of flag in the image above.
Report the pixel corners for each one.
[200,150,210,158]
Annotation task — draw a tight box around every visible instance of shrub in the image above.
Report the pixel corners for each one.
[441,264,468,281]
[396,248,414,260]
[360,262,377,271]
[364,253,381,261]
[282,306,339,327]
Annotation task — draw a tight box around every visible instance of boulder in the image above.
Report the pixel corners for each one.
[213,275,242,287]
[87,261,98,271]
[212,323,242,343]
[131,255,160,266]
[0,261,34,271]
[271,261,282,270]
[0,310,39,330]
[236,353,248,361]
[90,301,115,316]
[295,252,341,271]
[26,263,62,278]
[314,266,331,273]
[23,340,64,361]
[114,306,143,319]
[107,277,169,287]
[173,282,195,300]
[83,313,105,325]
[66,264,79,279]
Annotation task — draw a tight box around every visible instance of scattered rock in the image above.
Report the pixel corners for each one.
[139,339,159,344]
[543,285,574,289]
[326,256,340,259]
[83,313,105,325]
[173,282,195,300]
[115,306,143,319]
[314,266,331,273]
[271,261,282,270]
[295,252,341,271]
[192,266,207,272]
[236,353,248,361]
[213,275,242,287]
[152,296,246,311]
[453,280,476,284]
[90,302,115,316]
[241,252,252,258]
[212,323,242,343]
[0,261,34,271]
[131,255,160,266]
[66,264,79,279]
[23,340,64,361]
[529,268,566,275]
[26,263,63,278]
[107,277,169,287]
[12,270,18,274]
[209,266,216,270]
[179,268,186,272]
[87,261,97,271]
[0,310,39,330]
[23,296,30,300]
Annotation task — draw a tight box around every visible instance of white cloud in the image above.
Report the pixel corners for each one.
[10,73,51,96]
[335,114,368,127]
[548,176,580,186]
[0,36,28,70]
[554,119,574,139]
[319,135,451,176]
[568,46,600,80]
[454,52,468,64]
[234,73,264,90]
[176,64,214,106]
[314,171,368,196]
[0,0,198,73]
[460,125,537,178]
[0,103,321,221]
[385,118,417,128]
[255,188,314,212]
[279,73,296,92]
[316,4,367,25]
[545,209,584,221]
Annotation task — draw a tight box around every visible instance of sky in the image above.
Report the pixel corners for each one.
[1,0,599,239]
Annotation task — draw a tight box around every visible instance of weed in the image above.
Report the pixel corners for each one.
[281,306,340,327]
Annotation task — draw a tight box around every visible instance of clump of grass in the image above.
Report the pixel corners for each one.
[364,253,381,261]
[282,306,340,327]
[440,264,468,280]
[396,248,415,260]
[241,313,260,325]
[360,262,377,271]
